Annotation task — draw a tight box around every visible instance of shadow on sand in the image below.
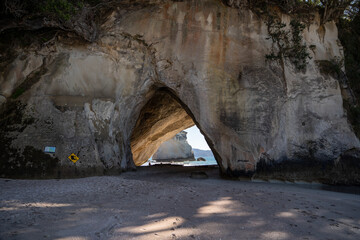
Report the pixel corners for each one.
[0,166,359,239]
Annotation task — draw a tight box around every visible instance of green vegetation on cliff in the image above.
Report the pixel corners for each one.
[0,0,107,42]
[338,3,360,136]
[265,17,311,71]
[2,0,86,20]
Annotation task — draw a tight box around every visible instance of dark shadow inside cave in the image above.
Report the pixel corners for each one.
[130,87,221,169]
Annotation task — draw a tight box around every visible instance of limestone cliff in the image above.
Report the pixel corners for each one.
[0,0,359,184]
[152,131,195,162]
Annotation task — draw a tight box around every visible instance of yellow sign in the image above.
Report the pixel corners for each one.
[68,153,79,163]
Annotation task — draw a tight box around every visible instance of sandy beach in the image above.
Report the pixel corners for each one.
[0,166,359,240]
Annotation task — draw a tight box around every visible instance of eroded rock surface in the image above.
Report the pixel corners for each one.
[0,0,359,183]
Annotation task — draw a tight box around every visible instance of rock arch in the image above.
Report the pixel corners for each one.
[130,87,221,168]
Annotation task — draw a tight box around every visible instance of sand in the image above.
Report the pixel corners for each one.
[0,166,359,240]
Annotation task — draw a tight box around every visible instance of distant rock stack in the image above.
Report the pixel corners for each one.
[152,131,195,162]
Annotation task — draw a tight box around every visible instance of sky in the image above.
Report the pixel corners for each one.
[184,125,210,150]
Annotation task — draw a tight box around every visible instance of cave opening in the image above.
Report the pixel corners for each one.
[144,125,217,167]
[130,87,220,169]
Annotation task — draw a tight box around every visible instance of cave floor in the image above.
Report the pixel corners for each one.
[1,166,359,240]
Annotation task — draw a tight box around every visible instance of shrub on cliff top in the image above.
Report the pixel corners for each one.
[2,0,87,21]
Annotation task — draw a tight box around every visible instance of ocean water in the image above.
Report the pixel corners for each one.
[184,156,217,166]
[142,155,218,166]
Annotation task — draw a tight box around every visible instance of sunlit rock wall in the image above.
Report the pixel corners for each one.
[130,89,194,166]
[0,0,359,183]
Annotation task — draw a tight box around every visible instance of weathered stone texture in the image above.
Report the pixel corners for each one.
[0,0,359,183]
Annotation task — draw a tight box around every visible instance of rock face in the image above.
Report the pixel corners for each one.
[0,0,359,184]
[152,131,195,162]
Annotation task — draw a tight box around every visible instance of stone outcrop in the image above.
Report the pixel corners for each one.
[0,0,359,184]
[152,131,195,162]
